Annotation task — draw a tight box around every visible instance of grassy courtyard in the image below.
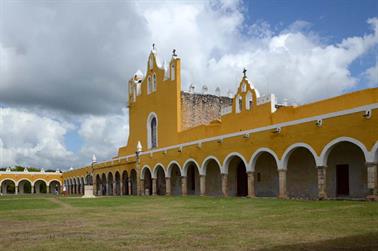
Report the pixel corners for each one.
[0,196,377,250]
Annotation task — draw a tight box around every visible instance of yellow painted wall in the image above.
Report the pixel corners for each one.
[63,51,378,181]
[0,172,63,185]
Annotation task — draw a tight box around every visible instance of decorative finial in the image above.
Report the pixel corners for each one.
[92,154,97,164]
[189,84,195,93]
[172,49,177,57]
[202,85,208,94]
[243,68,247,78]
[137,141,142,153]
[152,43,155,51]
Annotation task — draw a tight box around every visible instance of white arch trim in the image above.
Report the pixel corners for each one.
[107,171,115,179]
[0,178,17,187]
[15,178,33,186]
[101,173,107,183]
[167,160,182,177]
[32,179,48,186]
[152,163,166,179]
[320,137,370,166]
[140,165,152,179]
[200,155,222,176]
[249,147,280,172]
[182,158,201,176]
[222,152,248,174]
[281,143,321,169]
[47,179,63,186]
[147,112,158,149]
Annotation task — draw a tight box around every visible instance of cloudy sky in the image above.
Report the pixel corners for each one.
[0,0,377,170]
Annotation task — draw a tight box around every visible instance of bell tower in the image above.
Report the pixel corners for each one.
[119,46,182,156]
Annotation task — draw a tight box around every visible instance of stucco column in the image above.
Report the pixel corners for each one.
[120,180,123,196]
[15,186,18,195]
[181,176,187,196]
[113,181,116,196]
[222,174,228,197]
[317,166,327,199]
[106,183,110,196]
[99,184,102,195]
[128,181,132,195]
[140,179,145,196]
[278,169,287,199]
[200,175,206,196]
[152,178,157,196]
[367,162,378,200]
[165,177,171,195]
[47,185,50,194]
[247,171,255,197]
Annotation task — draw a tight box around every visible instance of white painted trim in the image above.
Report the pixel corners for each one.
[101,173,107,182]
[94,103,378,165]
[182,158,201,176]
[147,112,158,150]
[249,147,280,172]
[81,176,86,185]
[107,172,114,181]
[32,179,48,186]
[16,178,33,186]
[281,143,321,169]
[222,152,248,174]
[140,165,152,179]
[152,163,166,179]
[201,156,222,176]
[167,161,181,177]
[0,171,61,175]
[319,136,370,166]
[47,179,62,186]
[0,178,17,187]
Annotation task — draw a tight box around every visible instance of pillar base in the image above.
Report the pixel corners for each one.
[278,194,288,199]
[318,192,327,200]
[82,185,96,198]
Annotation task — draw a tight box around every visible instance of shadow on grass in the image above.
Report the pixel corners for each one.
[258,233,378,251]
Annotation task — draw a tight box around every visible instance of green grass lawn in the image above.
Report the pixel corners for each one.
[0,196,377,250]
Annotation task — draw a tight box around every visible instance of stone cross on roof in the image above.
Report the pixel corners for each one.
[243,68,247,78]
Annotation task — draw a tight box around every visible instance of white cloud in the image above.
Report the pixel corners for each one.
[138,5,378,104]
[0,1,377,169]
[76,108,129,165]
[363,63,378,86]
[0,107,74,169]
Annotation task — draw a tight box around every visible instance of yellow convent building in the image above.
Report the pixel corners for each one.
[2,48,377,200]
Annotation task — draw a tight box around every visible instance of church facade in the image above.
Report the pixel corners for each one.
[2,48,377,200]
